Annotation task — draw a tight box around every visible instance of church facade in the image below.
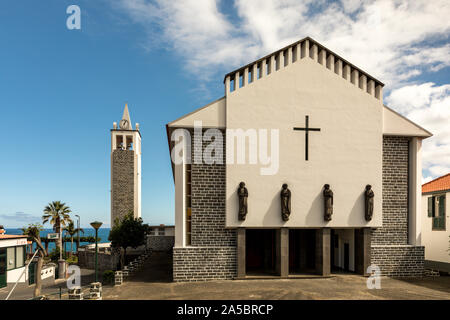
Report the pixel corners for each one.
[166,37,432,281]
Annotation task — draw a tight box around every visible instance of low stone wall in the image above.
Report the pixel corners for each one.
[78,250,120,271]
[371,245,424,277]
[173,247,236,282]
[147,236,174,252]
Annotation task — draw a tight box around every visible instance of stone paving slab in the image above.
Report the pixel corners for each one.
[103,275,450,300]
[102,252,450,300]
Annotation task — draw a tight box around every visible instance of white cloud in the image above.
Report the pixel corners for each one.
[116,0,450,180]
[386,83,450,180]
[422,176,433,184]
[0,212,42,226]
[116,0,450,86]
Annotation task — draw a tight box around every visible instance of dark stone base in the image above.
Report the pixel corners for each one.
[173,247,236,282]
[371,245,424,277]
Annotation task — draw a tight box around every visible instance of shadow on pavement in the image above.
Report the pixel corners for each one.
[395,275,450,295]
[126,251,173,283]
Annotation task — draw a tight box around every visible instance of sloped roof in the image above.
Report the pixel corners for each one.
[167,97,225,128]
[383,105,432,137]
[422,173,450,194]
[0,234,28,240]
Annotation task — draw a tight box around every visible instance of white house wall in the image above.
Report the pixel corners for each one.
[421,192,450,264]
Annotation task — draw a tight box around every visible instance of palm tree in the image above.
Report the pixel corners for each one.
[22,224,47,298]
[42,201,71,256]
[63,221,84,256]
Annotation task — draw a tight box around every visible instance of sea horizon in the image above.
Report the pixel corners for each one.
[5,227,111,253]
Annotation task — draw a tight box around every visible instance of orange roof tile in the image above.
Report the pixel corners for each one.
[0,234,28,240]
[422,173,450,194]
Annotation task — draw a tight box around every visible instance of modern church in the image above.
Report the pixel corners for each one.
[166,37,432,281]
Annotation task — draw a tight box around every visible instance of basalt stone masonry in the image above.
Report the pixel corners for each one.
[147,236,175,252]
[173,130,237,282]
[111,149,134,224]
[371,136,424,277]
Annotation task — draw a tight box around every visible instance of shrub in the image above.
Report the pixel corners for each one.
[66,255,78,265]
[49,247,62,262]
[102,270,114,285]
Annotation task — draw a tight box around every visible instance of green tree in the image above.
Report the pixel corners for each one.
[22,223,47,298]
[42,201,71,255]
[108,212,147,268]
[63,220,84,256]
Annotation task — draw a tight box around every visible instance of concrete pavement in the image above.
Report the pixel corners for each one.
[102,252,450,300]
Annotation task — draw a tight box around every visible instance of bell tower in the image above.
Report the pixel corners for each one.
[111,104,141,226]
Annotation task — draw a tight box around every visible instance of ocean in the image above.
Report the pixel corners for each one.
[5,228,111,253]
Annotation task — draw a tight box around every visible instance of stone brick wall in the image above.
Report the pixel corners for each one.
[147,236,174,252]
[78,250,120,271]
[372,136,409,245]
[370,136,424,277]
[111,149,134,224]
[173,247,236,281]
[371,245,424,277]
[173,129,237,282]
[191,130,235,247]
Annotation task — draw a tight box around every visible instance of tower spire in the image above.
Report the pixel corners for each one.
[119,103,132,130]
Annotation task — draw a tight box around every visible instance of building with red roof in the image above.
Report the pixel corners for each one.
[421,173,450,273]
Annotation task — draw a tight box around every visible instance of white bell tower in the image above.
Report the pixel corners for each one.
[110,104,142,226]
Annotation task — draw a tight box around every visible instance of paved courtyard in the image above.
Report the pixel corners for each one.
[2,252,448,300]
[103,252,450,300]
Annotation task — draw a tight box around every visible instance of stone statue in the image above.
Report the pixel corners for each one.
[365,184,374,221]
[323,184,333,221]
[237,182,248,221]
[280,184,291,221]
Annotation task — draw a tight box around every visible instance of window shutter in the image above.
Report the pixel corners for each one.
[428,196,436,217]
[428,197,433,217]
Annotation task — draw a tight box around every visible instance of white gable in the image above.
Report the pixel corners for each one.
[383,105,432,137]
[168,97,226,128]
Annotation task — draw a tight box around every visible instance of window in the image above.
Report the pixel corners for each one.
[6,246,25,270]
[429,195,446,230]
[16,246,24,269]
[432,195,446,231]
[6,247,15,270]
[159,229,165,236]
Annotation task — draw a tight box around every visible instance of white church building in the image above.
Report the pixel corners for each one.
[166,37,432,281]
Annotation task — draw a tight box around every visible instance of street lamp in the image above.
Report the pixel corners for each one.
[75,215,80,252]
[90,221,103,283]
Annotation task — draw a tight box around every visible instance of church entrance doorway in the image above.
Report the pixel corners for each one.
[288,229,316,275]
[246,229,277,276]
[331,229,355,273]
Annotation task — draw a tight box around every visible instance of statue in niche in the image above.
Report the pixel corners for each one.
[365,184,374,221]
[280,184,291,221]
[237,182,248,221]
[323,184,333,221]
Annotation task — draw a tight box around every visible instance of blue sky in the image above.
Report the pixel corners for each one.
[0,0,449,228]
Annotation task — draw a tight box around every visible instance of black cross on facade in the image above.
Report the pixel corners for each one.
[293,115,321,161]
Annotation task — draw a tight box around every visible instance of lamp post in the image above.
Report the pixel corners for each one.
[90,221,103,283]
[75,215,80,252]
[58,219,65,279]
[59,219,62,260]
